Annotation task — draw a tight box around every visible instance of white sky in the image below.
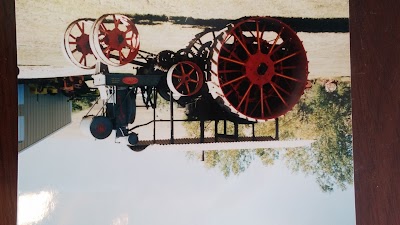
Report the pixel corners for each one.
[18,126,355,225]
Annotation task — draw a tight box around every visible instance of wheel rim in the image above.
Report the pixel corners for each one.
[90,14,140,66]
[209,17,308,121]
[185,28,221,79]
[167,61,204,97]
[64,19,96,69]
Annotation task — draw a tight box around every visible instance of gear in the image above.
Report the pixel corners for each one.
[156,50,176,72]
[175,48,196,61]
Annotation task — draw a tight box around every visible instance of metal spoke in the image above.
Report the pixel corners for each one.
[224,83,241,97]
[244,23,257,39]
[281,66,297,70]
[69,41,77,45]
[180,63,186,75]
[219,69,242,74]
[102,46,111,58]
[272,81,290,95]
[236,26,248,45]
[241,24,257,53]
[244,92,251,115]
[219,56,246,66]
[249,99,261,116]
[100,23,108,34]
[187,68,195,77]
[259,21,267,41]
[270,82,288,106]
[69,34,76,39]
[237,83,253,109]
[270,39,288,56]
[71,48,78,53]
[221,45,242,61]
[256,20,261,52]
[268,28,284,55]
[274,51,301,64]
[113,15,118,28]
[124,43,136,51]
[119,50,126,62]
[221,75,246,87]
[79,55,85,64]
[102,46,111,54]
[275,72,302,82]
[77,22,84,34]
[232,32,251,56]
[176,79,185,89]
[125,25,133,34]
[185,81,190,94]
[264,98,272,115]
[188,78,199,83]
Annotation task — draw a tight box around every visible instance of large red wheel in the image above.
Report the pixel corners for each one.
[90,14,140,67]
[63,19,97,69]
[167,61,204,97]
[208,17,308,121]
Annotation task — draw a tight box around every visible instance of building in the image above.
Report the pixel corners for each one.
[18,84,71,152]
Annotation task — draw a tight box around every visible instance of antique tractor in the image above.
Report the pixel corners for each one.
[63,14,308,145]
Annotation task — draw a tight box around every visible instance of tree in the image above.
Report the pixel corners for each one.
[184,79,353,192]
[184,121,255,177]
[281,81,353,192]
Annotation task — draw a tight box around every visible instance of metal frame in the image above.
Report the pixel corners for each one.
[134,91,280,146]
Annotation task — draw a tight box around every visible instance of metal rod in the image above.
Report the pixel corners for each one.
[275,118,279,140]
[234,122,239,141]
[214,120,218,142]
[252,123,255,140]
[154,119,206,122]
[170,93,174,144]
[200,120,205,143]
[224,120,227,135]
[153,87,156,143]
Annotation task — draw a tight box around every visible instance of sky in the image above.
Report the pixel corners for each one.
[18,117,356,225]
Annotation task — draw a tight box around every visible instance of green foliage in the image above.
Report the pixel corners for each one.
[184,79,353,192]
[204,150,254,177]
[184,120,254,177]
[272,81,353,192]
[255,148,280,166]
[71,95,98,112]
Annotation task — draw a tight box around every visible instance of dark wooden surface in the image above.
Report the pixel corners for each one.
[350,0,400,224]
[1,0,400,225]
[0,0,18,224]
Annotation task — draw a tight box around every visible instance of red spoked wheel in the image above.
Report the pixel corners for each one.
[90,14,140,67]
[63,19,96,69]
[167,61,204,97]
[208,17,308,121]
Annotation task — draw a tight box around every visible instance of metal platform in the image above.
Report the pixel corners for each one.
[129,136,274,151]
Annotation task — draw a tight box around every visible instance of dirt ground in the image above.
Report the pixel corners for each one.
[16,0,350,79]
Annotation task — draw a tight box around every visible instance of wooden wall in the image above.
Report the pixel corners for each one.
[0,0,18,224]
[350,0,400,224]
